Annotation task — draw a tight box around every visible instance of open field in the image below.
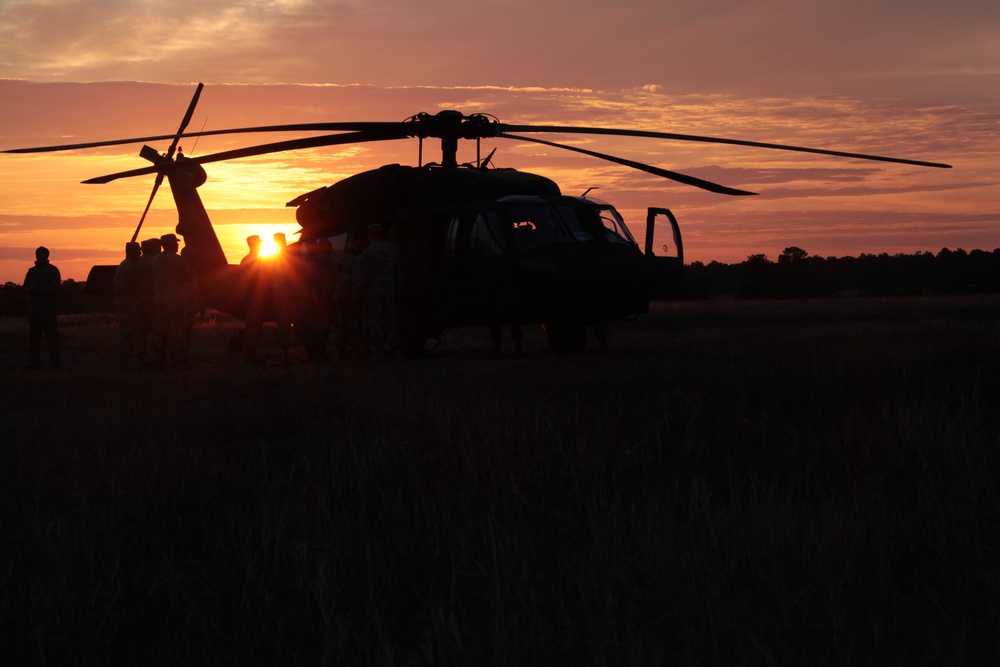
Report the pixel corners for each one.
[2,296,1000,665]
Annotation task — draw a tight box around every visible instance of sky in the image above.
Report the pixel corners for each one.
[1,0,997,284]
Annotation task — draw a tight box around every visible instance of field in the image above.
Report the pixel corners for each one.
[2,296,1000,665]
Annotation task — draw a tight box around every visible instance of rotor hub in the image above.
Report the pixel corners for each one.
[403,110,500,140]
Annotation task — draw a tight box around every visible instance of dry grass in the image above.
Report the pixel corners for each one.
[2,296,1000,665]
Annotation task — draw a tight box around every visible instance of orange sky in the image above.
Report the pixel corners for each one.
[1,1,997,284]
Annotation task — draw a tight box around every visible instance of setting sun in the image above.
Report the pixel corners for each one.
[258,237,280,257]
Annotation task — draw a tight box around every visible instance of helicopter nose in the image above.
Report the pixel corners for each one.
[554,245,655,320]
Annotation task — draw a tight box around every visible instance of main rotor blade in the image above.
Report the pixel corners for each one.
[3,122,405,154]
[500,133,757,196]
[500,124,952,170]
[83,130,405,184]
[164,82,204,161]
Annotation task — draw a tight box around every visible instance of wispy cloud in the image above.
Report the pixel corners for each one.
[1,1,997,100]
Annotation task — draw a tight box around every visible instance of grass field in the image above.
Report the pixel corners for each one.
[2,296,1000,665]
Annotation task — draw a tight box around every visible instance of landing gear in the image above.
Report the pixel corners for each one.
[544,320,587,353]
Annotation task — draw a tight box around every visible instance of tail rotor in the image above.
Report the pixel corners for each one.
[130,83,204,243]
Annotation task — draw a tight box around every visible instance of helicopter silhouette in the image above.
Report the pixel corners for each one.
[4,84,952,353]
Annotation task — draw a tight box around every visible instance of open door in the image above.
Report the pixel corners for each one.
[645,208,684,299]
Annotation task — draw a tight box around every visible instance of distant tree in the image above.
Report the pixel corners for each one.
[778,246,809,264]
[738,254,774,298]
[0,281,29,317]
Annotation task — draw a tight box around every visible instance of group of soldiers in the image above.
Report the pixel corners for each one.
[237,222,404,364]
[113,233,201,368]
[21,223,404,370]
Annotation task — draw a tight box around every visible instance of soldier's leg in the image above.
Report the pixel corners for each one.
[118,318,134,368]
[241,301,264,362]
[117,302,139,368]
[27,313,42,367]
[274,303,291,360]
[152,307,169,366]
[369,297,387,351]
[361,297,381,357]
[334,298,349,355]
[168,305,189,365]
[347,298,361,355]
[41,312,59,368]
[384,296,401,351]
[136,305,152,364]
[512,324,524,353]
[594,321,611,348]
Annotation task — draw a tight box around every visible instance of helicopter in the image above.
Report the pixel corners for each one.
[3,84,952,354]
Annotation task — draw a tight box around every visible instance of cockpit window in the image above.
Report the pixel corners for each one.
[594,205,637,245]
[510,205,594,250]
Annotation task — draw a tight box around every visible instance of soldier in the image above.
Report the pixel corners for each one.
[151,234,200,367]
[240,235,267,363]
[593,321,612,350]
[113,242,143,368]
[333,238,361,359]
[296,237,334,362]
[269,232,293,363]
[136,238,162,365]
[355,224,403,359]
[22,246,61,369]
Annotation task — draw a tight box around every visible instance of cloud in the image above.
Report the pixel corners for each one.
[1,1,997,102]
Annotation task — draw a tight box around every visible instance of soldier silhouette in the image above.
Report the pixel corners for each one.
[23,246,61,369]
[356,224,403,360]
[333,237,362,359]
[113,242,143,368]
[150,234,200,367]
[136,238,162,365]
[269,233,293,364]
[240,235,267,364]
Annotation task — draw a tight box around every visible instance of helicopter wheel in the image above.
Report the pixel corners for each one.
[399,315,428,358]
[401,331,426,358]
[544,320,587,353]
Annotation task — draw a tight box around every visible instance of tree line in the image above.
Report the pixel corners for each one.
[682,247,1000,299]
[0,279,110,317]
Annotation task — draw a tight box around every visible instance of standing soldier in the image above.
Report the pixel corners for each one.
[136,238,161,365]
[356,224,403,360]
[269,232,293,364]
[297,237,334,362]
[22,246,61,370]
[151,234,200,367]
[240,235,267,364]
[113,242,143,368]
[333,238,361,359]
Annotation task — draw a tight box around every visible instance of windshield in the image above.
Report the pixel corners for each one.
[510,204,594,250]
[592,205,637,245]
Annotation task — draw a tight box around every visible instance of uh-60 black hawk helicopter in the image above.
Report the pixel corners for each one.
[4,84,951,354]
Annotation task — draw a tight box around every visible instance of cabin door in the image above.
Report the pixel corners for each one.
[443,211,515,324]
[644,208,685,299]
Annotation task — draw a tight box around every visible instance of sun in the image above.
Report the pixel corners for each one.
[258,237,280,257]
